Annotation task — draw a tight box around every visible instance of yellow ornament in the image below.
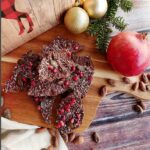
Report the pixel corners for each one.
[75,0,86,6]
[83,0,108,19]
[64,7,89,34]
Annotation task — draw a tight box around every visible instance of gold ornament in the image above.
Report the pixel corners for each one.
[64,7,89,34]
[83,0,108,19]
[75,0,86,6]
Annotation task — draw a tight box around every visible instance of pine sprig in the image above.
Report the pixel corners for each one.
[87,0,133,54]
[120,0,133,12]
[112,16,127,31]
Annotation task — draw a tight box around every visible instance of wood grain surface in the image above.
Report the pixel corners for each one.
[67,92,150,150]
[1,24,150,134]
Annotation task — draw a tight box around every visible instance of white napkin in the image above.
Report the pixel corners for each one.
[1,117,68,150]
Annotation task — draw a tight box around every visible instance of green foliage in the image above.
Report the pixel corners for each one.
[87,0,133,54]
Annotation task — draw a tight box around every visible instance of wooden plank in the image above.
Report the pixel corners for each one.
[67,91,150,149]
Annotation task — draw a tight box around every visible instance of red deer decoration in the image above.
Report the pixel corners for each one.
[1,0,34,35]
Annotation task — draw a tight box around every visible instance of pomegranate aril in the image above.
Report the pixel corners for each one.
[53,68,58,73]
[88,76,92,81]
[34,97,39,102]
[31,81,36,87]
[70,118,74,123]
[79,72,84,78]
[48,65,53,70]
[71,66,76,71]
[64,81,70,87]
[73,76,78,81]
[67,51,71,57]
[22,77,27,82]
[37,105,41,111]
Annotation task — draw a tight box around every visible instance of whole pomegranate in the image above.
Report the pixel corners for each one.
[107,32,150,76]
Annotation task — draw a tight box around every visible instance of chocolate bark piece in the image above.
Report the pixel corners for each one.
[42,37,82,56]
[38,51,75,82]
[72,55,94,98]
[28,77,69,97]
[28,55,94,98]
[5,51,41,92]
[39,97,55,124]
[55,93,84,135]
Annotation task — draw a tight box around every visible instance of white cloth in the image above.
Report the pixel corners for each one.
[1,117,68,150]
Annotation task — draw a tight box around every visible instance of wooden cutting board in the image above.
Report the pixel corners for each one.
[1,24,150,133]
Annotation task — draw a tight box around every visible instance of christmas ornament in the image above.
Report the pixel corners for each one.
[64,7,89,34]
[75,0,86,6]
[83,0,108,19]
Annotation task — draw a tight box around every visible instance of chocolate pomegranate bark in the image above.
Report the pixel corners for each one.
[42,36,83,56]
[5,51,41,92]
[38,51,75,82]
[55,94,84,135]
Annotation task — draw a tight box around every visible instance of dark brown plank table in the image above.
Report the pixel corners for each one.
[67,91,150,150]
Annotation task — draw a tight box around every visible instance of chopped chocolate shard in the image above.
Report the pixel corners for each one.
[5,51,41,92]
[40,97,55,124]
[55,93,84,135]
[42,37,83,56]
[38,51,75,82]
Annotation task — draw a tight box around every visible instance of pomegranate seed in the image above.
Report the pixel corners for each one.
[64,80,70,87]
[34,97,39,102]
[53,68,58,73]
[74,45,79,50]
[70,98,76,105]
[29,62,33,66]
[73,76,78,81]
[67,51,72,57]
[58,109,64,114]
[31,81,36,87]
[56,124,61,129]
[48,65,53,70]
[70,118,74,123]
[77,114,81,119]
[62,116,66,121]
[71,66,76,71]
[59,121,65,127]
[22,77,27,82]
[79,72,84,78]
[37,105,41,111]
[88,76,92,81]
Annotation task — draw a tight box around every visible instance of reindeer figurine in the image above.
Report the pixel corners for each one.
[1,0,34,35]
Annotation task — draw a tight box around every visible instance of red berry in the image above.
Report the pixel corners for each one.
[58,109,64,114]
[88,76,92,81]
[34,97,39,102]
[53,68,58,73]
[72,76,78,81]
[60,121,64,127]
[22,77,27,82]
[70,118,74,123]
[70,98,76,105]
[37,105,41,111]
[62,116,66,121]
[48,65,53,70]
[67,51,72,57]
[71,66,76,71]
[29,62,33,67]
[74,45,79,50]
[31,80,36,87]
[79,72,84,78]
[64,80,70,87]
[56,124,61,129]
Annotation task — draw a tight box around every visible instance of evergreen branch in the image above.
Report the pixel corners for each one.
[111,16,127,31]
[87,0,133,54]
[120,0,133,12]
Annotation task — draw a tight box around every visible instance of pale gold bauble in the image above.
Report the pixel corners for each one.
[83,0,108,19]
[64,7,89,34]
[75,0,86,6]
